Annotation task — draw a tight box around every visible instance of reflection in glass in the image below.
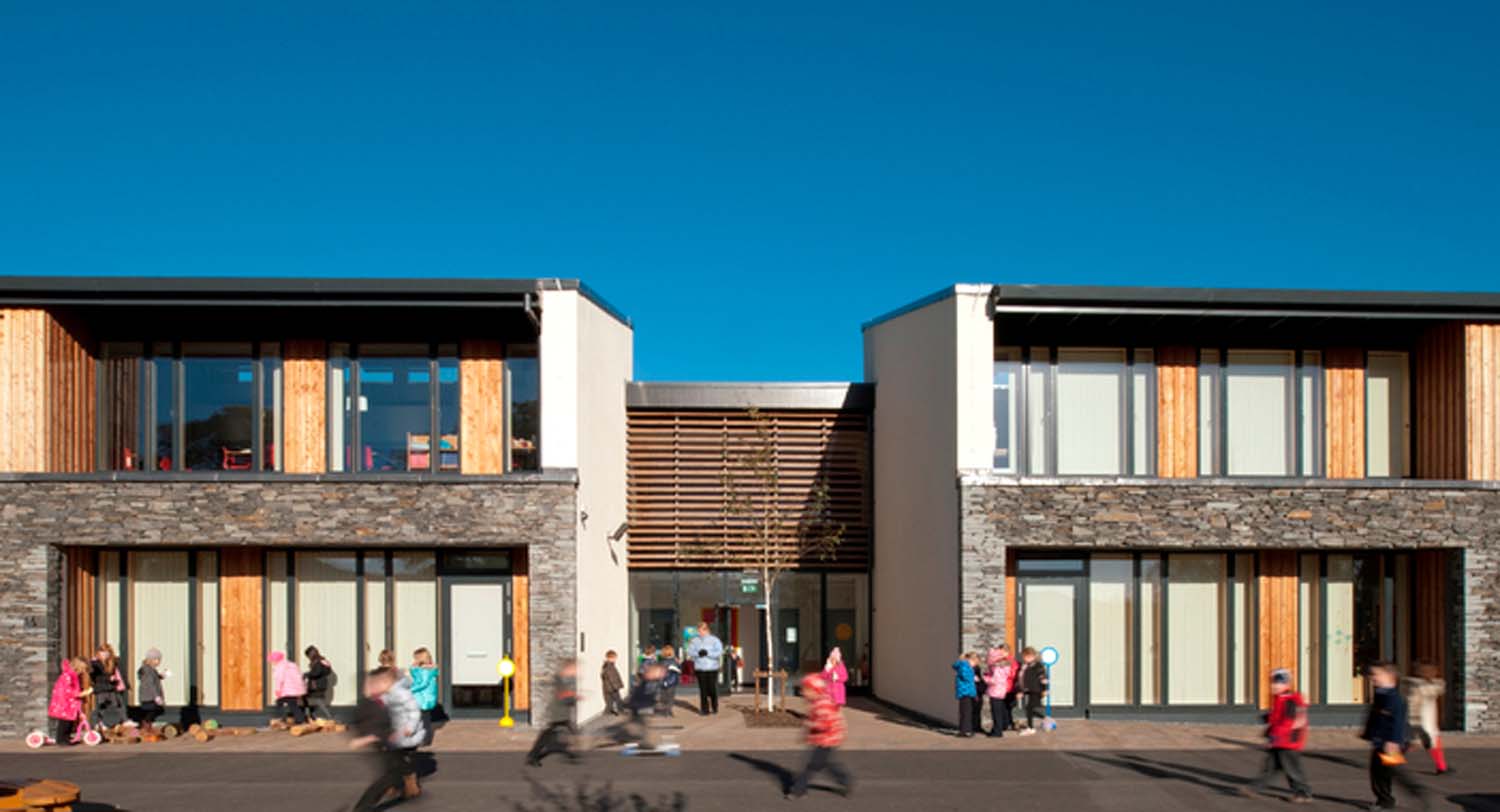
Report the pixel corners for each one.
[508,347,539,471]
[993,349,1021,472]
[359,346,430,472]
[262,344,282,471]
[182,343,254,471]
[328,344,352,472]
[153,344,174,470]
[437,347,460,471]
[100,343,145,470]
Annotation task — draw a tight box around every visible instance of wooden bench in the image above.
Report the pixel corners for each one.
[0,779,82,811]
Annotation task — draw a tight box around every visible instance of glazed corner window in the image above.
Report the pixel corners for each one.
[507,345,539,472]
[1000,347,1155,475]
[992,348,1021,472]
[98,342,283,472]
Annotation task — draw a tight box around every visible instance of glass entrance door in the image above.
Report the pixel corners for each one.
[1019,574,1082,708]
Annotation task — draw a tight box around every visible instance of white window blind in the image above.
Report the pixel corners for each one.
[1225,351,1293,476]
[1056,350,1124,475]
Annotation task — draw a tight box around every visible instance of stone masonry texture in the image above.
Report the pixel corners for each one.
[0,476,578,736]
[958,475,1500,731]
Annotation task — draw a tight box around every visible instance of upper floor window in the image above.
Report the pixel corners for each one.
[1197,349,1408,478]
[992,347,1155,476]
[99,342,283,472]
[327,342,539,474]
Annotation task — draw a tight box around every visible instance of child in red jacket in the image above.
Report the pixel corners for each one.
[1243,669,1312,803]
[787,673,853,799]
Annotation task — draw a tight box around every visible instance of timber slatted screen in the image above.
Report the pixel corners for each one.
[627,409,871,570]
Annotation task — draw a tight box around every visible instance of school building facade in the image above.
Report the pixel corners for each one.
[865,284,1500,730]
[2,276,1497,736]
[0,276,631,734]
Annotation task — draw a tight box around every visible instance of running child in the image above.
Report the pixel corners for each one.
[1243,669,1312,803]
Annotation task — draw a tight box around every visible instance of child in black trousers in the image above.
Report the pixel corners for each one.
[1363,661,1428,810]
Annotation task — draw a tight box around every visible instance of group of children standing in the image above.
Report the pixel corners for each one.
[953,645,1048,738]
[47,644,169,744]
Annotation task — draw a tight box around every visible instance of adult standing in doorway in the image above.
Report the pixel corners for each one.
[691,622,724,716]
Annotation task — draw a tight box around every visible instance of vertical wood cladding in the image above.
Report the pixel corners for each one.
[64,548,98,660]
[1416,325,1466,480]
[219,548,265,711]
[1324,349,1366,478]
[1156,346,1198,478]
[1257,550,1298,709]
[282,340,327,474]
[511,547,530,711]
[627,408,872,569]
[1467,324,1500,481]
[460,339,506,474]
[0,309,94,473]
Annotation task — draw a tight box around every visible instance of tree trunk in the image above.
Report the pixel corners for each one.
[763,569,776,712]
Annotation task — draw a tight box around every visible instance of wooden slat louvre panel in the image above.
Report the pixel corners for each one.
[1156,346,1198,478]
[627,408,872,570]
[1325,349,1366,478]
[219,548,265,711]
[1257,551,1298,709]
[460,339,505,474]
[283,340,327,474]
[1467,324,1500,481]
[1416,324,1466,479]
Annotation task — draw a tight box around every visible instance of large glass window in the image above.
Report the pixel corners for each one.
[296,552,358,705]
[1139,556,1162,704]
[359,345,434,472]
[996,347,1155,476]
[1366,352,1410,477]
[1057,350,1125,475]
[826,574,870,687]
[508,345,540,471]
[992,348,1021,472]
[1166,554,1224,705]
[1088,555,1132,704]
[98,342,281,472]
[1298,352,1323,476]
[363,552,388,669]
[393,552,438,664]
[182,343,255,471]
[1198,350,1219,476]
[130,551,191,707]
[1225,351,1295,476]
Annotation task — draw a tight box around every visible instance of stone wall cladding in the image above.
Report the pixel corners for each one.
[0,477,578,736]
[958,475,1500,731]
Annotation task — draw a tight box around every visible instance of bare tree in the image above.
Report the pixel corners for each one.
[720,408,844,711]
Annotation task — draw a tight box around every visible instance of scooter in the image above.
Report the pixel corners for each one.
[25,717,103,748]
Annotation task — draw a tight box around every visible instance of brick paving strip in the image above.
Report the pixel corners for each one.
[4,695,1497,754]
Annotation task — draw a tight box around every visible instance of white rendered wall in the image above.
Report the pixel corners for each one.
[862,288,958,722]
[538,287,633,720]
[573,294,633,720]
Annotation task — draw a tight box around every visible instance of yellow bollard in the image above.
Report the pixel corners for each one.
[497,656,517,728]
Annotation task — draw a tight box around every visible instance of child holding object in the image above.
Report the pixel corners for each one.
[984,647,1016,738]
[47,657,92,745]
[787,673,853,799]
[1242,669,1312,803]
[303,645,335,721]
[1363,661,1428,810]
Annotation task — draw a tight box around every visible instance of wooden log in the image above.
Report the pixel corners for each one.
[288,723,322,737]
[194,730,215,743]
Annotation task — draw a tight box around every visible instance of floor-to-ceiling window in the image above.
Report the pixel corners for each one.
[994,347,1156,476]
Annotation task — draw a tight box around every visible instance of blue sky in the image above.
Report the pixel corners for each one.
[3,2,1497,381]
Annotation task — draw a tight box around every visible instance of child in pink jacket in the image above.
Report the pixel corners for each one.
[985,646,1016,737]
[269,650,307,724]
[48,657,91,745]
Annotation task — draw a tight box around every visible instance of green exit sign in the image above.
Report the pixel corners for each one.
[740,578,759,594]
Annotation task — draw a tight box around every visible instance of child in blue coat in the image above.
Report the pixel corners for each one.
[953,652,979,737]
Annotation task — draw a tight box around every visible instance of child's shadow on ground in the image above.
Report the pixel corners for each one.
[726,752,840,798]
[1075,752,1367,809]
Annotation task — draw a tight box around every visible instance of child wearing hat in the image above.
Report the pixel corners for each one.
[1243,668,1312,803]
[137,648,168,731]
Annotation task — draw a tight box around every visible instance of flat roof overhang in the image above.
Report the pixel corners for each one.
[0,275,630,326]
[989,284,1500,322]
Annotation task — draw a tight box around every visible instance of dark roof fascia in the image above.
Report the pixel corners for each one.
[627,381,875,412]
[0,276,631,326]
[860,285,961,333]
[990,283,1500,319]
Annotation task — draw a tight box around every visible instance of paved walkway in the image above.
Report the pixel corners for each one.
[6,694,1498,754]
